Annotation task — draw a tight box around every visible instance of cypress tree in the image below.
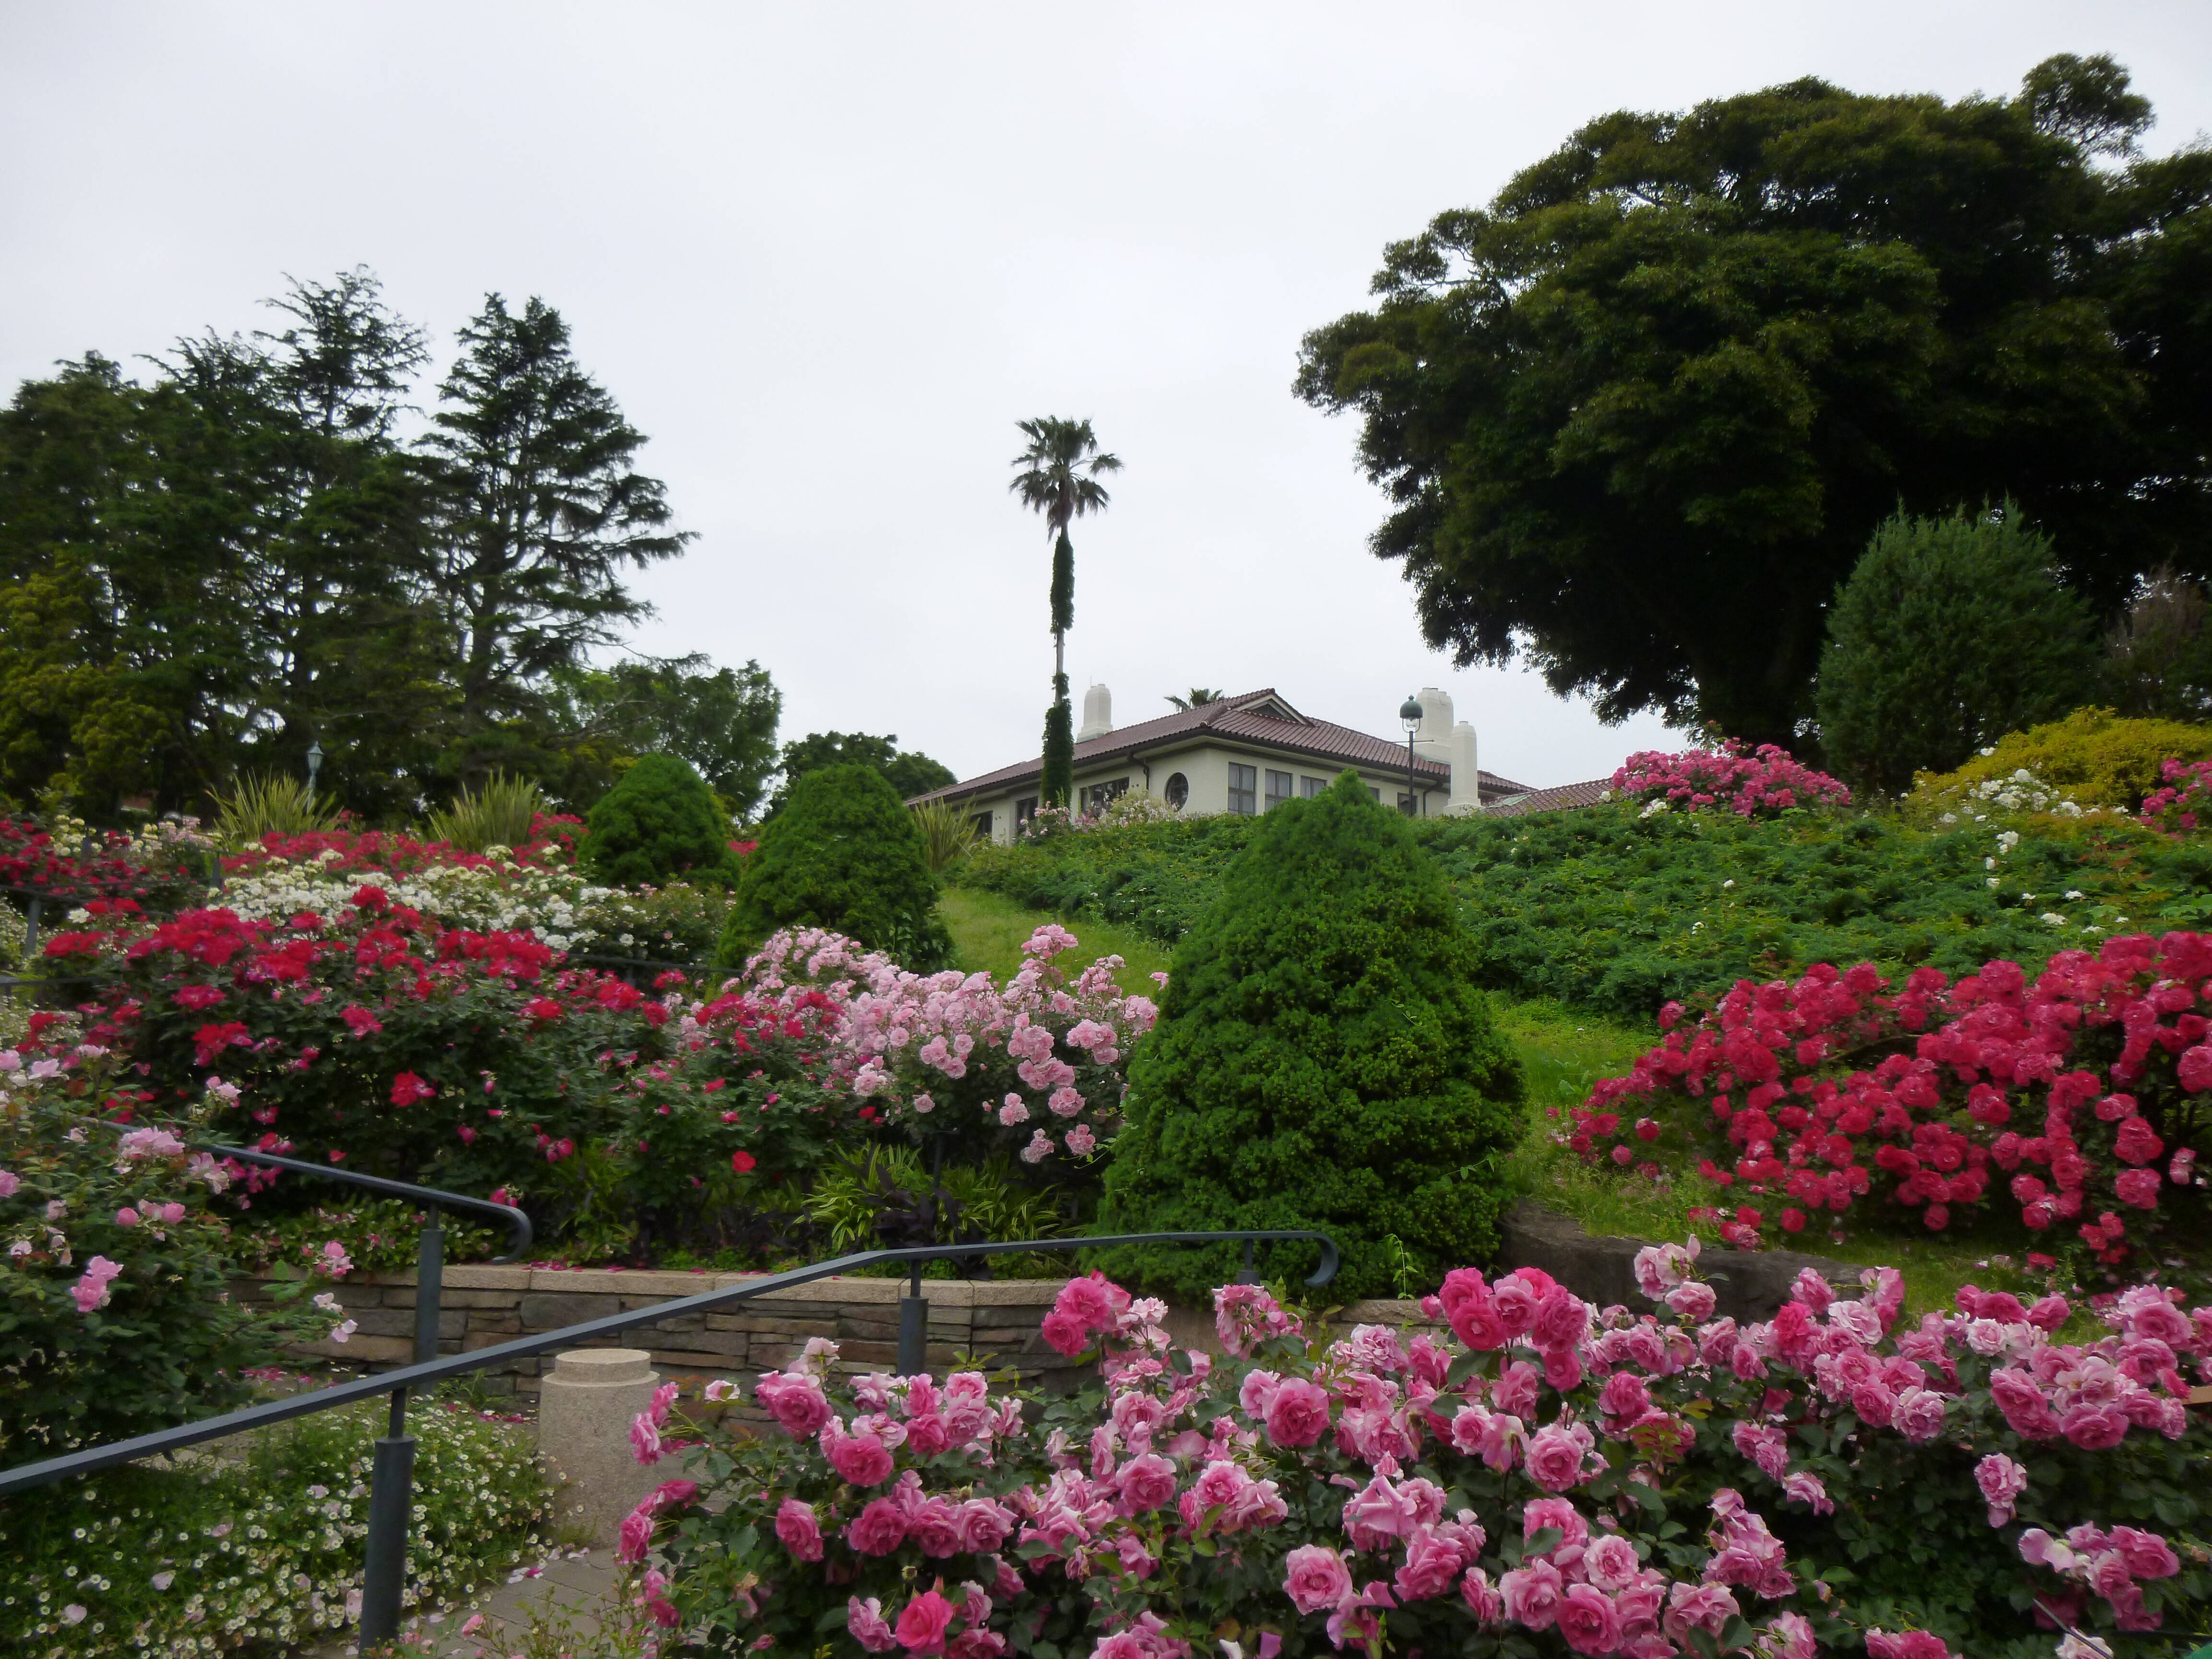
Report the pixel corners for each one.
[1815,508,2102,793]
[721,764,950,969]
[1041,671,1074,810]
[1095,773,1524,1300]
[583,753,732,887]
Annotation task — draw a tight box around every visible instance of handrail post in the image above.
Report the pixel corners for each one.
[897,1262,926,1376]
[21,893,40,965]
[358,1387,415,1644]
[1238,1238,1258,1286]
[414,1204,445,1366]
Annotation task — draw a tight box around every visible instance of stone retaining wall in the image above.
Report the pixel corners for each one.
[242,1204,1853,1400]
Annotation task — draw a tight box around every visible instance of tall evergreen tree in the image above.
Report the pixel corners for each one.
[422,295,690,781]
[1009,418,1118,806]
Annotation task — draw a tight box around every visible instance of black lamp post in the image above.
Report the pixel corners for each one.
[1399,695,1423,817]
[305,740,324,792]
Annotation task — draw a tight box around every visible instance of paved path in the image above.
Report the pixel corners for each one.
[319,1548,621,1658]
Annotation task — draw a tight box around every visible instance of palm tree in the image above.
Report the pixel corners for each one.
[1166,687,1225,711]
[1009,418,1121,806]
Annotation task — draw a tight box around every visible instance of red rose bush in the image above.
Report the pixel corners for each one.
[1610,745,1850,821]
[1571,935,2212,1262]
[623,1250,2212,1657]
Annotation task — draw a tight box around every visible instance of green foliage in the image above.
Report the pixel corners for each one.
[426,769,547,852]
[802,1145,1065,1272]
[910,798,983,872]
[1911,706,2212,811]
[0,1393,549,1655]
[211,771,338,843]
[1816,508,2103,793]
[548,653,781,817]
[724,764,950,968]
[223,1197,498,1276]
[768,731,955,816]
[1095,775,1525,1299]
[2106,570,2212,721]
[1041,671,1074,808]
[1295,56,2212,745]
[960,810,1260,946]
[583,753,732,888]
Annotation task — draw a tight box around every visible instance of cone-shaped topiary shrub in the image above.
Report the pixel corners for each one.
[720,764,951,969]
[1094,772,1523,1300]
[583,754,735,888]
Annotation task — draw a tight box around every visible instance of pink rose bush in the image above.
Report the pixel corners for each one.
[2137,757,2212,836]
[622,1248,2211,1655]
[0,1034,348,1456]
[1573,936,2212,1262]
[737,924,1158,1164]
[1611,744,1850,820]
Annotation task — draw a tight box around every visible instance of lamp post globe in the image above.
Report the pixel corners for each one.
[305,741,324,790]
[1399,696,1423,818]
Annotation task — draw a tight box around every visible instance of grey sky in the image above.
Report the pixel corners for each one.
[5,3,2209,791]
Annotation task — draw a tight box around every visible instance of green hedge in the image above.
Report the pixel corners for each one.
[960,804,2212,1022]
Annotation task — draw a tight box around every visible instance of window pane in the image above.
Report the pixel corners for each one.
[1264,769,1291,809]
[1301,775,1325,798]
[1228,763,1257,816]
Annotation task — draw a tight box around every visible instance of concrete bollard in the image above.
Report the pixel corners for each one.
[537,1347,666,1547]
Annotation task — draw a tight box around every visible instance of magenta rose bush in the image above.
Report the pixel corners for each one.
[1570,935,2212,1265]
[1610,745,1850,820]
[623,1249,2211,1657]
[2138,758,2212,836]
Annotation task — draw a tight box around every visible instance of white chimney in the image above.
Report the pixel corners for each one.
[1412,685,1454,765]
[1078,682,1113,742]
[1447,720,1482,814]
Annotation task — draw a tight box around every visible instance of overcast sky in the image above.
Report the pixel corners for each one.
[6,4,2210,792]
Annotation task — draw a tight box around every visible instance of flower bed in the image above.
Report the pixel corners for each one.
[621,1249,2212,1655]
[1569,937,2212,1270]
[0,1387,549,1657]
[1611,743,1851,820]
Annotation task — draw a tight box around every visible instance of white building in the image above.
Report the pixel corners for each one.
[912,685,1535,844]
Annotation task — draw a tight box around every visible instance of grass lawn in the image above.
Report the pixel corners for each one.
[938,885,1175,994]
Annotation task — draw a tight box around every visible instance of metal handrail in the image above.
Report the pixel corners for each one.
[0,1226,1338,1643]
[200,1142,534,1260]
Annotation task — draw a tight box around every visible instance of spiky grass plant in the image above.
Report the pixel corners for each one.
[910,798,984,873]
[211,773,338,844]
[427,772,547,854]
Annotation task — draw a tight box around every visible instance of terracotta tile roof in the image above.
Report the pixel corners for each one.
[1482,778,1616,817]
[914,689,1539,805]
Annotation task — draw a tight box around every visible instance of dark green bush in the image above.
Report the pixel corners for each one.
[1094,774,1524,1299]
[722,764,951,969]
[1815,507,2102,794]
[583,753,733,888]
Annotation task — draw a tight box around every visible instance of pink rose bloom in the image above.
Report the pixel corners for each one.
[1239,1369,1284,1419]
[775,1498,825,1561]
[1661,1582,1740,1641]
[628,1411,663,1465]
[1117,1453,1178,1515]
[1283,1544,1353,1615]
[1491,1359,1542,1419]
[72,1256,123,1314]
[1666,1281,1718,1323]
[1460,1566,1503,1622]
[911,1498,964,1558]
[1781,1471,1832,1515]
[1228,1477,1289,1533]
[2109,1526,2180,1579]
[2061,1404,2129,1450]
[1440,1267,1506,1350]
[1598,1371,1652,1422]
[1342,1473,1417,1551]
[1522,1497,1589,1551]
[757,1370,831,1438]
[1490,1266,1554,1336]
[1731,1420,1789,1479]
[0,1171,16,1198]
[1863,1632,1953,1659]
[1531,1285,1592,1352]
[1394,1527,1468,1601]
[1040,1309,1089,1356]
[1055,1272,1119,1331]
[2026,1294,2072,1333]
[1555,1584,1623,1656]
[1499,1559,1564,1631]
[1191,1459,1251,1510]
[114,1207,140,1227]
[848,1497,910,1555]
[1263,1378,1331,1448]
[824,1423,896,1486]
[1581,1534,1640,1593]
[894,1588,956,1655]
[1523,1424,1589,1492]
[1891,1387,1947,1443]
[1758,1611,1817,1659]
[848,1597,900,1654]
[1973,1454,2028,1526]
[616,1504,655,1564]
[956,1498,1016,1554]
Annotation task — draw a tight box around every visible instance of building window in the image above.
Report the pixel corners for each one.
[970,811,992,840]
[1228,763,1257,816]
[1265,769,1292,810]
[1015,796,1039,825]
[1082,777,1130,813]
[1164,772,1188,809]
[1397,792,1420,817]
[1367,786,1381,803]
[1301,775,1327,798]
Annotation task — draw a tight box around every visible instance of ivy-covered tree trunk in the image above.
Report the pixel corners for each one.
[1041,672,1074,808]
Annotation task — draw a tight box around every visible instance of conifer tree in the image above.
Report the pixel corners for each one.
[583,753,733,888]
[1096,773,1524,1299]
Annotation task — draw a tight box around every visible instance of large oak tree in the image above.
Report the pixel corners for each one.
[1296,56,2212,746]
